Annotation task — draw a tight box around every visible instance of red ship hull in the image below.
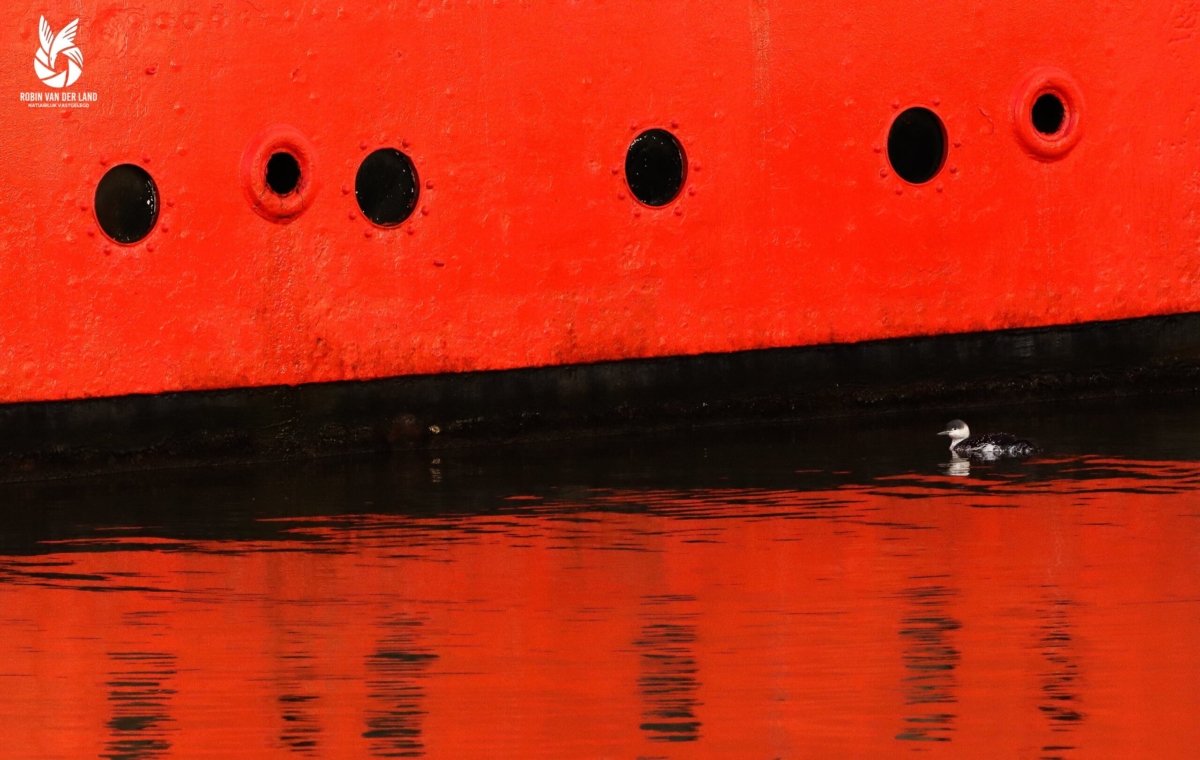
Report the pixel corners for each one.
[2,1,1199,464]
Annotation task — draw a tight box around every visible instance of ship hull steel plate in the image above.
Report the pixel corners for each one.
[1,2,1199,466]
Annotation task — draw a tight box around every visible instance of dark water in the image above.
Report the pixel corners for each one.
[2,396,1199,757]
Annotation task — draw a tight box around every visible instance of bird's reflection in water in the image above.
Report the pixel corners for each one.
[939,456,972,477]
[939,448,1019,477]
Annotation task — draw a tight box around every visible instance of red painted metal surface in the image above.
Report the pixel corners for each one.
[2,2,1199,403]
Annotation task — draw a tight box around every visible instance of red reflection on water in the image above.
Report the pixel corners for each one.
[1,461,1199,757]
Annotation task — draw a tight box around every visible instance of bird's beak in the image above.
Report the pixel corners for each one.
[936,430,950,436]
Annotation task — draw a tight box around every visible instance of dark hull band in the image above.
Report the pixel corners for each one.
[4,313,1200,480]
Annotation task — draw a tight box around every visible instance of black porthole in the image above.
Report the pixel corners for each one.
[265,151,302,195]
[625,129,686,207]
[1031,93,1066,136]
[886,107,947,185]
[355,148,420,227]
[94,164,159,244]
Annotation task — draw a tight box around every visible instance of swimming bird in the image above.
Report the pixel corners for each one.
[937,419,1038,458]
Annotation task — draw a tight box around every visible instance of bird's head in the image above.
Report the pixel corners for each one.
[937,419,970,444]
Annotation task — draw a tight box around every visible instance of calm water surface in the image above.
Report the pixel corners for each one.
[2,398,1199,758]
